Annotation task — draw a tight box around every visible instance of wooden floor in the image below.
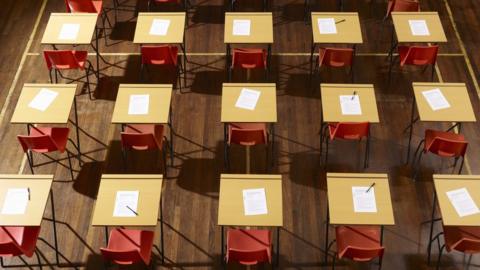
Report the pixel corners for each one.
[1,0,480,269]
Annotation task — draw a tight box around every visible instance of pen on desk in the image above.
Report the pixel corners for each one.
[27,188,30,201]
[351,91,357,100]
[335,19,346,24]
[126,205,138,216]
[366,182,375,193]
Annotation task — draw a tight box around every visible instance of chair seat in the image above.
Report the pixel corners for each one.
[106,229,154,265]
[227,229,271,265]
[141,46,178,66]
[51,51,88,70]
[424,129,466,155]
[228,123,268,146]
[443,226,480,253]
[0,226,41,257]
[123,124,165,150]
[231,48,267,69]
[335,226,381,260]
[29,127,70,153]
[328,122,369,140]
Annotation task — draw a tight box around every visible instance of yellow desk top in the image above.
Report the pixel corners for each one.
[311,12,363,44]
[91,175,163,226]
[391,12,447,43]
[11,84,76,124]
[413,83,476,123]
[0,175,53,226]
[221,83,277,123]
[224,12,273,44]
[321,84,380,123]
[327,173,395,225]
[111,84,172,124]
[218,174,283,227]
[41,13,98,45]
[433,175,480,226]
[134,12,186,44]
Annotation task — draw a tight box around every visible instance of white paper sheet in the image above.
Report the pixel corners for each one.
[408,20,430,36]
[352,186,377,213]
[128,94,149,115]
[317,18,337,34]
[422,88,450,111]
[1,188,29,215]
[243,188,268,216]
[235,88,261,110]
[149,19,170,36]
[232,19,251,36]
[28,88,59,111]
[113,191,139,217]
[339,95,362,115]
[58,23,80,40]
[446,188,480,217]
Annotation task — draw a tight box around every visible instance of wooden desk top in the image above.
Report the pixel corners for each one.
[311,12,363,44]
[218,174,283,227]
[221,83,277,123]
[391,12,447,43]
[327,173,395,225]
[224,12,273,44]
[111,84,172,124]
[91,175,163,226]
[0,175,53,226]
[321,84,379,123]
[413,83,476,123]
[11,84,76,124]
[134,12,186,44]
[433,175,480,226]
[41,13,98,45]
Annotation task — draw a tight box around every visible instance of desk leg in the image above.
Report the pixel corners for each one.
[226,44,231,79]
[270,123,275,168]
[267,44,272,80]
[160,198,165,264]
[406,97,416,164]
[310,41,315,78]
[380,225,384,246]
[169,105,174,166]
[93,27,100,81]
[105,226,109,246]
[181,36,187,86]
[276,227,280,266]
[50,189,60,265]
[324,202,329,263]
[221,226,225,265]
[427,192,437,264]
[224,123,229,170]
[113,0,118,24]
[73,96,82,165]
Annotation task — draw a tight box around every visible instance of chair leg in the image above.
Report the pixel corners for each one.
[324,136,330,169]
[148,0,152,11]
[436,244,446,270]
[140,63,145,82]
[27,150,35,174]
[228,67,232,82]
[431,64,436,82]
[458,157,465,174]
[85,66,93,100]
[48,69,53,84]
[176,65,182,92]
[332,254,336,270]
[413,151,424,181]
[54,69,59,83]
[34,249,43,270]
[67,150,75,181]
[364,135,370,169]
[162,145,168,178]
[121,147,128,172]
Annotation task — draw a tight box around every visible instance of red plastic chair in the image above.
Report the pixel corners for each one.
[43,50,96,99]
[120,124,170,172]
[413,129,468,178]
[384,0,420,20]
[100,229,155,267]
[321,122,370,168]
[225,123,269,172]
[315,47,355,82]
[17,127,76,180]
[229,48,268,82]
[148,0,190,11]
[226,229,272,266]
[430,226,480,270]
[140,45,183,91]
[0,226,42,268]
[329,226,384,269]
[389,45,439,82]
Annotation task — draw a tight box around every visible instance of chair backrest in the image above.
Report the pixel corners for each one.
[43,50,82,70]
[141,46,177,66]
[319,48,354,68]
[400,46,438,66]
[229,127,267,146]
[17,134,59,153]
[330,122,369,140]
[450,238,480,254]
[121,132,159,151]
[340,246,385,262]
[227,248,270,265]
[426,136,468,158]
[0,226,40,257]
[100,248,143,265]
[386,0,419,17]
[232,49,266,69]
[64,0,97,13]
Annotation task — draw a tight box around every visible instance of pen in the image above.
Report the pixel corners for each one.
[126,205,138,216]
[351,91,357,100]
[335,19,346,24]
[366,182,375,193]
[27,188,30,201]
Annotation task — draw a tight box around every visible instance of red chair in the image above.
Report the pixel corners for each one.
[148,0,191,12]
[412,129,468,179]
[140,45,184,91]
[389,45,439,83]
[225,123,269,172]
[315,47,355,83]
[430,226,480,270]
[229,48,268,82]
[100,229,156,267]
[321,122,370,168]
[0,226,43,268]
[43,50,96,99]
[120,124,171,172]
[17,127,76,180]
[328,226,384,269]
[226,229,272,267]
[384,0,420,20]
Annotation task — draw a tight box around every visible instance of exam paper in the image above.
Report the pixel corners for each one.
[149,19,170,36]
[422,88,450,111]
[317,18,337,34]
[446,188,480,217]
[232,19,251,36]
[409,20,430,36]
[128,94,149,115]
[352,186,377,213]
[339,95,362,115]
[58,23,80,40]
[28,88,59,111]
[1,188,29,215]
[113,191,139,217]
[243,188,268,215]
[235,88,261,110]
